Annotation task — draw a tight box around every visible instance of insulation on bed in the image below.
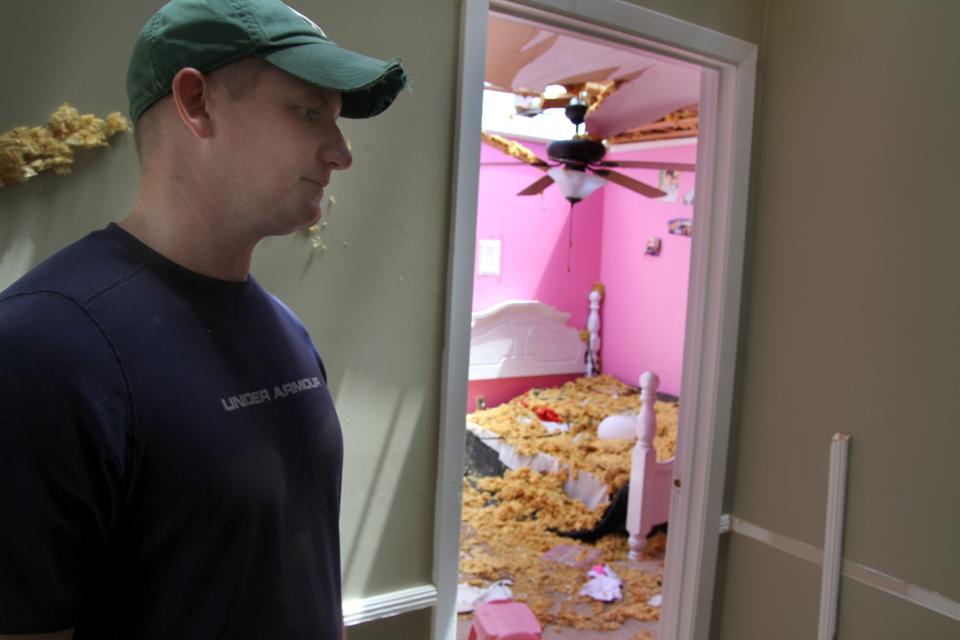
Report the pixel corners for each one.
[466,374,678,497]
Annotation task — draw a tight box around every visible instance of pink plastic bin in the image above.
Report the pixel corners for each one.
[468,600,542,640]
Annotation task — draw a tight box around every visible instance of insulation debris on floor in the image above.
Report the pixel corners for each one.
[458,374,677,633]
[460,469,666,631]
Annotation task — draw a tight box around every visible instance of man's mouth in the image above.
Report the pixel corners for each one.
[299,176,326,187]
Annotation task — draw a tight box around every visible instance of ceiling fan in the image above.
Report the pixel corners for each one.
[483,95,696,204]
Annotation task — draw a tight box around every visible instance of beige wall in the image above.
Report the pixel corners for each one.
[251,0,461,602]
[623,0,766,45]
[717,0,960,637]
[0,2,158,289]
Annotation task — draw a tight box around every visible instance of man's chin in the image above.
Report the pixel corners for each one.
[305,204,323,228]
[261,208,322,239]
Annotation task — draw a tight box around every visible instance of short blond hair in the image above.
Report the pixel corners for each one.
[135,57,268,161]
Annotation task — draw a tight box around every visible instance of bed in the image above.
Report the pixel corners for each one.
[466,297,677,557]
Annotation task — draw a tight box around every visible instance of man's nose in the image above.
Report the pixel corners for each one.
[323,129,353,171]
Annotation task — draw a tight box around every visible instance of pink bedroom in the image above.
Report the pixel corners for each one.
[456,13,702,637]
[468,137,696,410]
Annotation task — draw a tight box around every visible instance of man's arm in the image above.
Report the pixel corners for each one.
[0,295,127,636]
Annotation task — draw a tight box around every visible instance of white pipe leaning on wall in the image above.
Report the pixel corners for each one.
[817,433,851,640]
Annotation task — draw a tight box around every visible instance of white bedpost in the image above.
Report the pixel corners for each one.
[627,371,660,559]
[586,290,601,377]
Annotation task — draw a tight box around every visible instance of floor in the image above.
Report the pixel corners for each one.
[455,549,663,639]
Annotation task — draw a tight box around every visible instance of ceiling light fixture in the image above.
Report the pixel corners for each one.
[547,166,607,203]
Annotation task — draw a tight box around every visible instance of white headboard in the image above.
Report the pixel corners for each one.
[468,300,586,381]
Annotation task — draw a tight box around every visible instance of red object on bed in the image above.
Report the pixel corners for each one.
[531,406,562,423]
[517,399,563,423]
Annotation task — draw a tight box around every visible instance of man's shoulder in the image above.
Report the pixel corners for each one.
[0,227,144,364]
[260,290,328,381]
[0,288,110,361]
[262,290,319,347]
[266,291,306,327]
[0,225,144,305]
[0,290,129,435]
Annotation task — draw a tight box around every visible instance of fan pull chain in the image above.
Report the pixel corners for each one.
[567,201,575,272]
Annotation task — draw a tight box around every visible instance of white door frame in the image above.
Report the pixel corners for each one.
[433,1,757,638]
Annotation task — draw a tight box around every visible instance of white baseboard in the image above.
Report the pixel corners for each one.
[342,584,438,627]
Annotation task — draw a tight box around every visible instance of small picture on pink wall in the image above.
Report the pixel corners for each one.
[668,218,692,237]
[645,236,662,256]
[658,169,680,203]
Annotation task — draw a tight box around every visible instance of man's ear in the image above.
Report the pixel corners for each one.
[170,67,213,139]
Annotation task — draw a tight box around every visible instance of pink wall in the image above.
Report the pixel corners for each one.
[469,139,694,407]
[599,143,697,396]
[469,142,604,410]
[473,142,604,330]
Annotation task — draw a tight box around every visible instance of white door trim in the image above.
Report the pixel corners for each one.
[431,2,489,639]
[434,2,757,639]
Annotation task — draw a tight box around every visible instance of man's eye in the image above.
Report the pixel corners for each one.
[297,107,320,121]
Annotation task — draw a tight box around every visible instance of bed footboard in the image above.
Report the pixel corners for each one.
[598,371,675,558]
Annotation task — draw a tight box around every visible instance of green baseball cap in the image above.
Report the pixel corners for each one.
[127,0,408,121]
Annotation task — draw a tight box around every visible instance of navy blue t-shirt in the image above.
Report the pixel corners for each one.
[0,223,344,639]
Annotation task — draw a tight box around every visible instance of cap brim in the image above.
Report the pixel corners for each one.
[258,42,407,118]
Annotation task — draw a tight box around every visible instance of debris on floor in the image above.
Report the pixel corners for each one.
[579,564,623,602]
[459,375,677,635]
[541,543,601,569]
[459,467,664,631]
[457,579,514,613]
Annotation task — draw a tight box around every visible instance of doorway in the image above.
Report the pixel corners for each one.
[435,2,757,639]
[457,10,700,637]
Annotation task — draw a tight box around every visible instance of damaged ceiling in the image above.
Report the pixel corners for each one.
[485,14,701,141]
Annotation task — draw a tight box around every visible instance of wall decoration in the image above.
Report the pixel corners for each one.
[657,169,680,203]
[644,236,662,256]
[668,218,692,237]
[683,188,695,206]
[477,238,502,277]
[0,103,131,188]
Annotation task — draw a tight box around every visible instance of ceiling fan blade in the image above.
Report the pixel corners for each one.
[481,131,551,169]
[596,160,696,172]
[594,169,666,198]
[517,174,555,196]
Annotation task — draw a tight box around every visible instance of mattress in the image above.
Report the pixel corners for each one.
[465,373,679,509]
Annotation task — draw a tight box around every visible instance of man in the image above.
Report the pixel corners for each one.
[0,1,406,638]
